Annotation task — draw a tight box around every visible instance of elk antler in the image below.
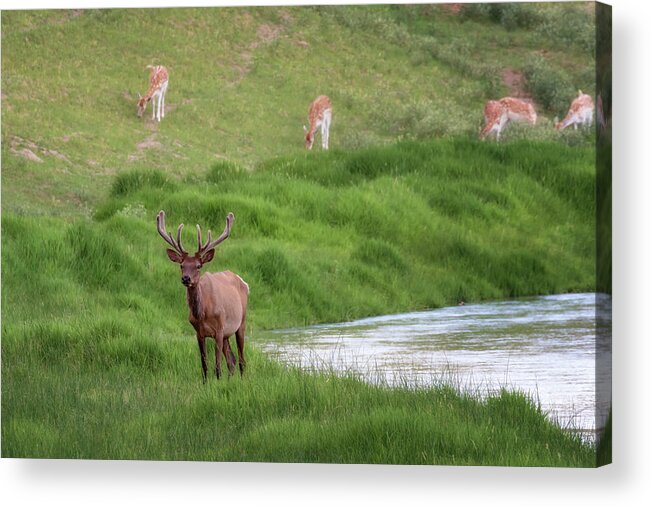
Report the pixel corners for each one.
[156,210,188,256]
[196,213,234,257]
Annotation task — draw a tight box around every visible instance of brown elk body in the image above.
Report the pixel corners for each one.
[157,210,248,382]
[555,91,594,131]
[480,97,537,141]
[137,65,169,122]
[304,95,332,150]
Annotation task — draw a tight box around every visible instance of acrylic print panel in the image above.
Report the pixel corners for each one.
[1,2,611,467]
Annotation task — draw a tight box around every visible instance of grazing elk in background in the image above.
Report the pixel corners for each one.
[137,65,169,122]
[555,90,594,131]
[304,95,332,150]
[480,97,537,142]
[157,210,248,382]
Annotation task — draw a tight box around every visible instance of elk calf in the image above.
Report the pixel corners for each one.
[137,65,169,122]
[304,95,332,150]
[157,210,248,382]
[480,97,537,142]
[555,91,594,131]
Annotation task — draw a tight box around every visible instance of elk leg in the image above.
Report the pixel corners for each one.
[221,337,236,376]
[497,117,508,142]
[323,114,330,150]
[236,324,246,377]
[196,335,208,383]
[215,334,224,379]
[161,88,165,119]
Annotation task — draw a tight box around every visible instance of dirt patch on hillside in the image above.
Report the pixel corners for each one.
[136,134,161,151]
[9,136,72,164]
[278,9,293,24]
[231,18,289,86]
[256,23,283,45]
[128,133,162,161]
[13,148,43,163]
[502,68,532,100]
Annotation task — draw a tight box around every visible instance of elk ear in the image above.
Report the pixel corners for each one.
[200,249,215,265]
[166,249,183,264]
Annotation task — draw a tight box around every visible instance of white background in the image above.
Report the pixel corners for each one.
[1,0,649,505]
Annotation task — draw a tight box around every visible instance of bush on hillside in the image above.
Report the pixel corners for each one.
[110,169,175,197]
[534,5,596,54]
[523,55,575,115]
[207,161,249,184]
[461,3,594,54]
[461,3,542,30]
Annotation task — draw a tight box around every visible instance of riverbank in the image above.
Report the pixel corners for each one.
[258,292,611,438]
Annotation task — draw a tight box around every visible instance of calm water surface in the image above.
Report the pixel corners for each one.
[257,293,612,434]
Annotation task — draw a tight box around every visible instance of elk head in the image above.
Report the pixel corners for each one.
[136,93,151,118]
[554,117,562,130]
[156,210,234,287]
[303,125,314,150]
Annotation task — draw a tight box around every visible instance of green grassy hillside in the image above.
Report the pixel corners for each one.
[2,5,595,217]
[2,5,599,465]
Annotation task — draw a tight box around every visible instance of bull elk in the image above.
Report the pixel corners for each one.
[157,210,249,382]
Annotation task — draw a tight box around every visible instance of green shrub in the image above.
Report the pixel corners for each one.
[498,3,541,30]
[206,161,248,184]
[524,55,575,114]
[534,5,596,54]
[110,169,176,197]
[461,3,542,30]
[370,97,472,140]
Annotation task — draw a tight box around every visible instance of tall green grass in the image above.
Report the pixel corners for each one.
[87,139,596,329]
[1,341,594,465]
[3,139,597,465]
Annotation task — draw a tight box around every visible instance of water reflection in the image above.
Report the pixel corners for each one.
[257,293,612,434]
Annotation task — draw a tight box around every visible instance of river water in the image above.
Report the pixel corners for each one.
[257,293,612,435]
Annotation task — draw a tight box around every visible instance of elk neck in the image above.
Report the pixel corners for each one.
[186,283,204,321]
[306,120,317,139]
